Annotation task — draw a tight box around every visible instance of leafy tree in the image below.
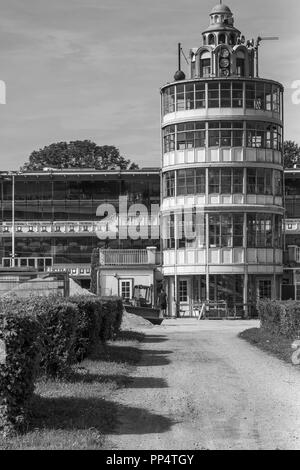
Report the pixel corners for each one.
[284,140,300,168]
[20,140,139,171]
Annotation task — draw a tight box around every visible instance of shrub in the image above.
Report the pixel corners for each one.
[258,299,300,339]
[69,296,104,361]
[33,296,79,378]
[0,294,123,435]
[0,312,40,435]
[99,297,123,341]
[69,296,123,346]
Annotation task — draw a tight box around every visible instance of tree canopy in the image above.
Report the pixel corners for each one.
[20,140,139,171]
[284,140,300,169]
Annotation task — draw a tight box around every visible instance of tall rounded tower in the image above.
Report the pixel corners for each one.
[160,4,284,317]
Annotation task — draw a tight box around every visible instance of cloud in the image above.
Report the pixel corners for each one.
[0,0,299,170]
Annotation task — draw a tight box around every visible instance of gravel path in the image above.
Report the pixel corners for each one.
[106,319,300,450]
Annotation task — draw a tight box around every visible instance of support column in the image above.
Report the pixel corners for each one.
[243,211,248,318]
[169,276,176,318]
[243,273,248,318]
[205,212,209,302]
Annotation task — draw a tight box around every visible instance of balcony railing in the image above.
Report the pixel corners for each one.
[99,249,148,266]
[99,248,160,266]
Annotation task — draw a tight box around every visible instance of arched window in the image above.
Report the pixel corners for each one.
[208,34,215,45]
[229,34,236,46]
[200,51,211,78]
[218,34,226,44]
[236,51,245,77]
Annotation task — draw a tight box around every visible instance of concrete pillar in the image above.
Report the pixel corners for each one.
[243,272,248,318]
[169,277,176,317]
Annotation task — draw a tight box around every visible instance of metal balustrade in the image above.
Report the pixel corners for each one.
[99,249,149,266]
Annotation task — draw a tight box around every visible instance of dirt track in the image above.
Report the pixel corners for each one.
[106,319,300,450]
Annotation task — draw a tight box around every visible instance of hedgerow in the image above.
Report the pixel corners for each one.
[0,295,123,435]
[258,299,300,339]
[0,312,40,435]
[69,296,104,361]
[99,297,123,341]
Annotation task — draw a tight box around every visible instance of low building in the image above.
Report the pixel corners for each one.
[96,246,162,306]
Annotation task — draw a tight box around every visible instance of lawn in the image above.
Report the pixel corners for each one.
[239,328,298,366]
[0,330,144,450]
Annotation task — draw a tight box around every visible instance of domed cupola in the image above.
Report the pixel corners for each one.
[202,3,241,47]
[190,3,255,79]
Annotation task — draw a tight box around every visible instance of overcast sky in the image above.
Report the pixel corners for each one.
[0,0,299,170]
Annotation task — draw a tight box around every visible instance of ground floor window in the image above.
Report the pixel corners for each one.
[209,274,244,308]
[258,279,272,299]
[179,279,188,302]
[119,279,132,301]
[192,276,207,303]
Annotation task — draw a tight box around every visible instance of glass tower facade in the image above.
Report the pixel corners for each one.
[160,4,284,316]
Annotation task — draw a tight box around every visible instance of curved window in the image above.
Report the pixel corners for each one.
[162,168,282,199]
[177,122,206,150]
[177,168,205,195]
[163,86,175,115]
[229,34,236,45]
[208,121,243,147]
[208,81,243,108]
[162,81,282,116]
[246,81,282,114]
[195,82,206,108]
[246,122,282,151]
[163,171,175,198]
[209,214,244,248]
[218,34,226,44]
[162,212,282,250]
[247,214,282,248]
[163,122,206,152]
[246,168,273,195]
[208,168,244,194]
[274,170,283,196]
[163,125,175,153]
[162,210,206,250]
[163,120,282,152]
[208,34,215,45]
[162,83,205,115]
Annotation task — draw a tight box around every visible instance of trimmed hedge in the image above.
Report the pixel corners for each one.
[258,299,300,339]
[35,297,80,378]
[0,313,40,435]
[69,296,103,361]
[98,297,123,341]
[0,295,123,435]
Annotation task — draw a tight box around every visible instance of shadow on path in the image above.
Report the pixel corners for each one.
[142,335,169,344]
[30,395,173,436]
[70,371,168,389]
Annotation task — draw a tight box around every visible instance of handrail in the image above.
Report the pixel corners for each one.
[99,249,148,266]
